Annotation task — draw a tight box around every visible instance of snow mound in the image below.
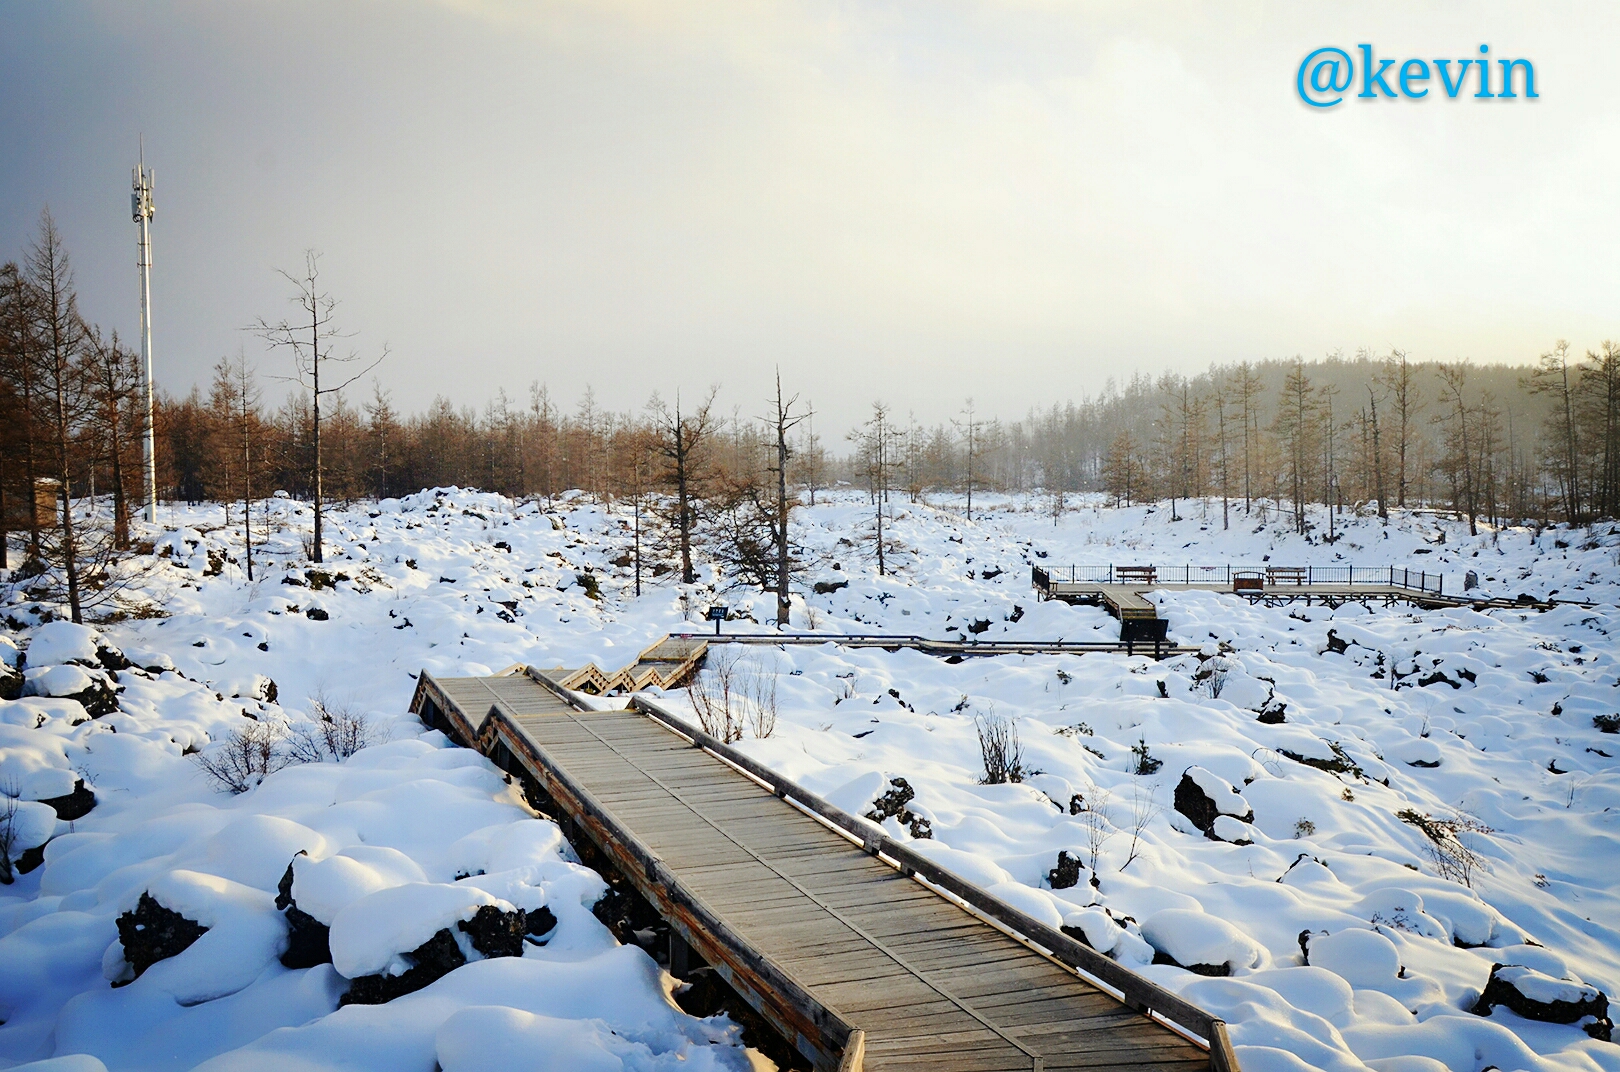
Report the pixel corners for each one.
[329,882,507,978]
[25,623,101,668]
[1140,909,1263,974]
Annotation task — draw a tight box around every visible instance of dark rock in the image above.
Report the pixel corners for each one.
[458,904,527,959]
[60,674,119,718]
[1465,570,1479,591]
[1174,773,1220,835]
[18,842,47,874]
[39,779,95,821]
[1325,630,1349,655]
[96,643,131,672]
[813,579,849,595]
[1173,768,1253,839]
[1060,923,1093,948]
[968,619,992,635]
[340,928,466,1006]
[305,607,329,621]
[275,852,333,968]
[1068,793,1086,816]
[1008,603,1024,623]
[1595,714,1620,734]
[0,664,20,701]
[525,905,558,939]
[494,541,513,553]
[1418,670,1460,689]
[1151,950,1231,977]
[116,892,209,981]
[1256,701,1287,724]
[1048,851,1084,890]
[275,856,301,911]
[864,777,934,839]
[1472,963,1611,1041]
[981,567,1004,580]
[282,906,332,969]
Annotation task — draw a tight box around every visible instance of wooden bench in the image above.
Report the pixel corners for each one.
[1233,570,1264,593]
[1266,566,1308,585]
[1116,565,1158,584]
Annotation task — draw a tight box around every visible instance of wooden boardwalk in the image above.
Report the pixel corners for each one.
[412,667,1236,1072]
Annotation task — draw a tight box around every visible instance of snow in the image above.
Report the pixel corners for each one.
[1494,964,1601,1007]
[329,882,506,978]
[1141,908,1265,972]
[1,488,1617,1071]
[23,624,101,669]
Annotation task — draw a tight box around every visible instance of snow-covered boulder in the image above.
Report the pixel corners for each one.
[0,635,19,667]
[1140,909,1262,976]
[1303,927,1400,987]
[22,665,117,717]
[0,661,21,701]
[215,674,279,705]
[2,798,60,872]
[331,881,527,1005]
[111,870,287,1004]
[1473,963,1612,1040]
[25,622,100,667]
[1174,766,1253,840]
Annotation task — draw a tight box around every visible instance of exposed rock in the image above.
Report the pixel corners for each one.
[813,579,849,595]
[458,904,527,959]
[1173,767,1253,839]
[17,842,47,874]
[525,905,558,940]
[968,618,992,635]
[115,892,209,981]
[1325,629,1350,655]
[340,928,466,1005]
[275,854,332,969]
[864,777,933,839]
[1472,963,1612,1041]
[39,778,96,821]
[305,607,330,621]
[0,663,21,701]
[1047,850,1085,890]
[1256,698,1287,724]
[96,642,131,672]
[282,906,333,969]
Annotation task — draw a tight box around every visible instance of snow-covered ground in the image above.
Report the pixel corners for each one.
[1,488,1617,1072]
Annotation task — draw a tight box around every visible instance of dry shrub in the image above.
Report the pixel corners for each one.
[685,649,781,743]
[975,710,1024,785]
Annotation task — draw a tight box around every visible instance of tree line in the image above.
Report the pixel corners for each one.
[4,218,1618,622]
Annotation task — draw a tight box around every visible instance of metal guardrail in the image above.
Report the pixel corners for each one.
[1033,563,1445,596]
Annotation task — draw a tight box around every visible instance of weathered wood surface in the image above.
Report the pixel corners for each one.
[411,669,1233,1072]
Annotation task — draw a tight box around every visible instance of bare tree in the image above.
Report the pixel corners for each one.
[252,251,386,563]
[1377,350,1421,508]
[0,262,44,566]
[211,351,262,579]
[28,211,91,621]
[1435,363,1480,535]
[649,388,718,585]
[953,399,985,521]
[1526,340,1582,525]
[86,330,141,549]
[850,402,900,575]
[765,370,810,625]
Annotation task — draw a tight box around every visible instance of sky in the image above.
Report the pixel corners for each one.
[1,1,1616,434]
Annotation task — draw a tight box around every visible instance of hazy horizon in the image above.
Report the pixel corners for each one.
[2,1,1615,432]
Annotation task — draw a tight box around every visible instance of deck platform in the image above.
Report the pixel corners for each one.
[411,668,1237,1072]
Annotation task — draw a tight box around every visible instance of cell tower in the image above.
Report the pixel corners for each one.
[132,142,157,523]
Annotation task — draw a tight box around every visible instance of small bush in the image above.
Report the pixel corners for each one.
[286,696,376,763]
[1293,817,1316,839]
[1595,713,1620,734]
[1130,738,1162,776]
[194,721,289,794]
[976,711,1024,785]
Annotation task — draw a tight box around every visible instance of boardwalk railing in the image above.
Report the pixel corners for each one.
[673,631,1196,657]
[1034,563,1445,595]
[629,691,1242,1072]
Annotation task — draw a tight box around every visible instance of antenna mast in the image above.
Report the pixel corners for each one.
[131,141,157,523]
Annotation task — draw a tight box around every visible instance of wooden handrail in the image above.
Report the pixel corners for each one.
[628,692,1237,1065]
